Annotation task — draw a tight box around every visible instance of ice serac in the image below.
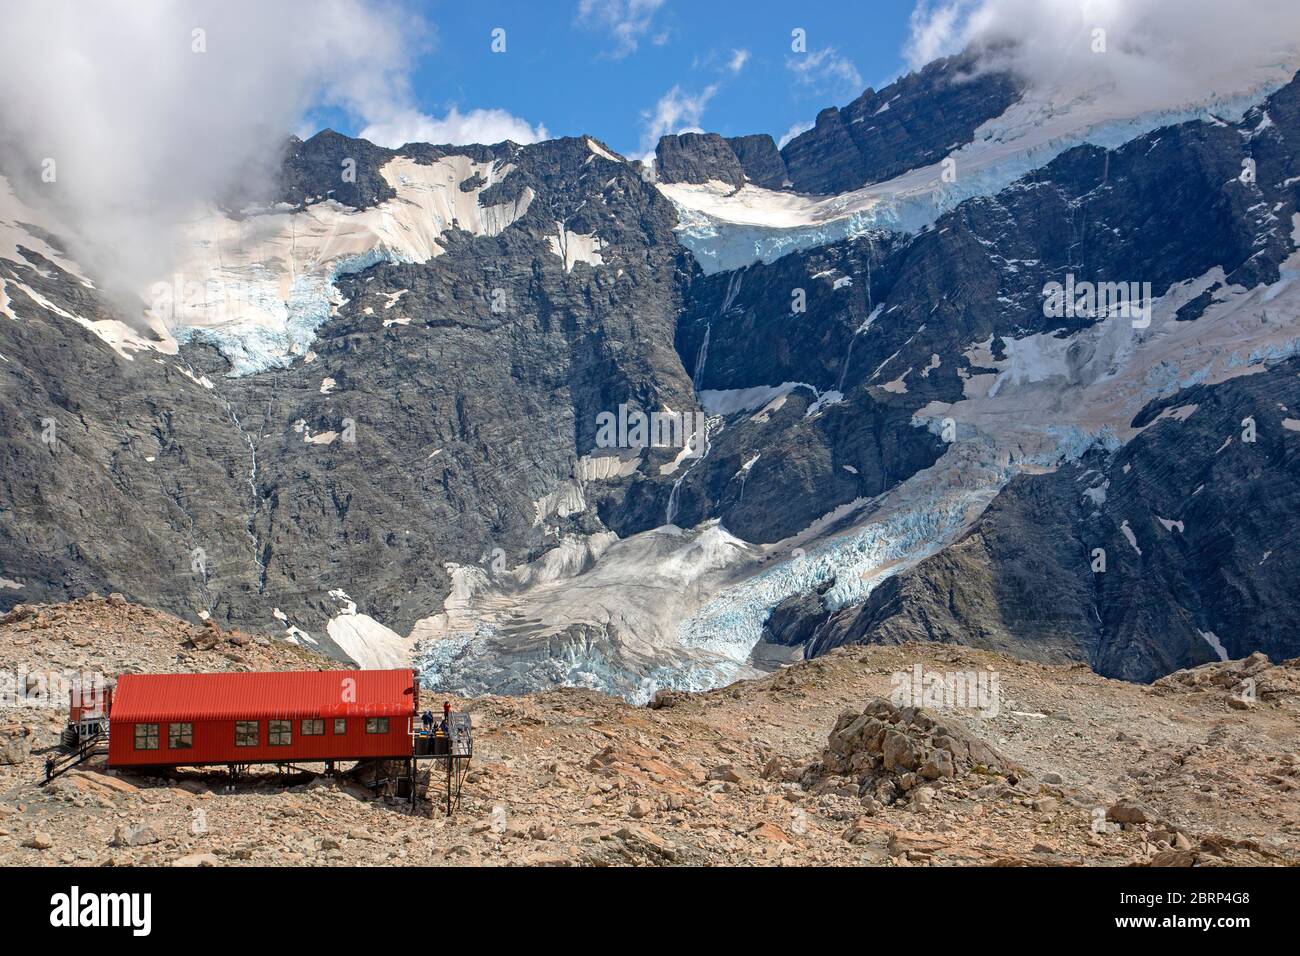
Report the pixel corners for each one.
[411,525,766,703]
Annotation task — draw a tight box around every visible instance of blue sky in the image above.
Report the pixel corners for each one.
[317,0,923,156]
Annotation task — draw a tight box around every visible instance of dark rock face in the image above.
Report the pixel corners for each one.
[780,52,1021,194]
[725,134,788,189]
[278,129,398,210]
[654,133,746,189]
[276,131,512,211]
[780,107,862,196]
[4,51,1300,692]
[0,134,698,652]
[802,358,1300,681]
[761,585,832,648]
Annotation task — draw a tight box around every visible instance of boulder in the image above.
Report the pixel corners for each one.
[649,688,685,710]
[882,730,921,773]
[0,729,31,766]
[111,823,159,847]
[920,749,955,780]
[707,764,749,785]
[616,825,674,859]
[1107,800,1157,826]
[807,697,1016,795]
[750,822,792,843]
[23,831,54,850]
[1147,849,1197,867]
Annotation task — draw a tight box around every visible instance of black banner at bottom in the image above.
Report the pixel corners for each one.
[0,864,1279,944]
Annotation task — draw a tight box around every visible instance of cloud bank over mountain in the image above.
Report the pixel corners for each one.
[0,0,544,320]
[907,0,1300,111]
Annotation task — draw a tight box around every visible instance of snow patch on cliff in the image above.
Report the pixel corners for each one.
[325,589,411,670]
[546,224,605,272]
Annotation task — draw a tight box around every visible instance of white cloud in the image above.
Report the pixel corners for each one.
[361,107,548,148]
[904,1,970,68]
[0,0,418,316]
[786,47,864,99]
[728,49,751,74]
[576,0,667,58]
[639,83,718,158]
[903,0,1300,116]
[0,0,556,322]
[777,120,815,149]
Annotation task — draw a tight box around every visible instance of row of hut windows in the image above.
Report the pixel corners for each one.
[133,717,391,750]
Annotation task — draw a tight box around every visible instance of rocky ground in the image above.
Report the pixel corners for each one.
[0,597,1296,866]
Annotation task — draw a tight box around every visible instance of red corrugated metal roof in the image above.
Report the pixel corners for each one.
[110,669,417,722]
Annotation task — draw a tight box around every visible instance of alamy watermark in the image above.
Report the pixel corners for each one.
[890,663,1001,718]
[594,403,707,458]
[1042,273,1152,328]
[0,669,109,710]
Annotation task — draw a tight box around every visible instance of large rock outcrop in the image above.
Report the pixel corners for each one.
[654,132,746,189]
[800,698,1018,808]
[780,51,1021,193]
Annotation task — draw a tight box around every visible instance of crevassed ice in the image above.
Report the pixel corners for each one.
[662,84,1288,274]
[414,629,748,706]
[163,155,533,375]
[172,247,391,375]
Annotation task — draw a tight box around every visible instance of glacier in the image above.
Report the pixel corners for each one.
[171,247,396,376]
[662,84,1292,274]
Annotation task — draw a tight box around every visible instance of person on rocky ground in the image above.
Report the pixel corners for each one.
[44,753,55,782]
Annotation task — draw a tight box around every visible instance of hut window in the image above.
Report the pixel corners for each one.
[235,721,259,747]
[333,718,347,735]
[134,723,159,750]
[302,719,324,736]
[169,723,193,749]
[268,720,292,746]
[365,717,389,734]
